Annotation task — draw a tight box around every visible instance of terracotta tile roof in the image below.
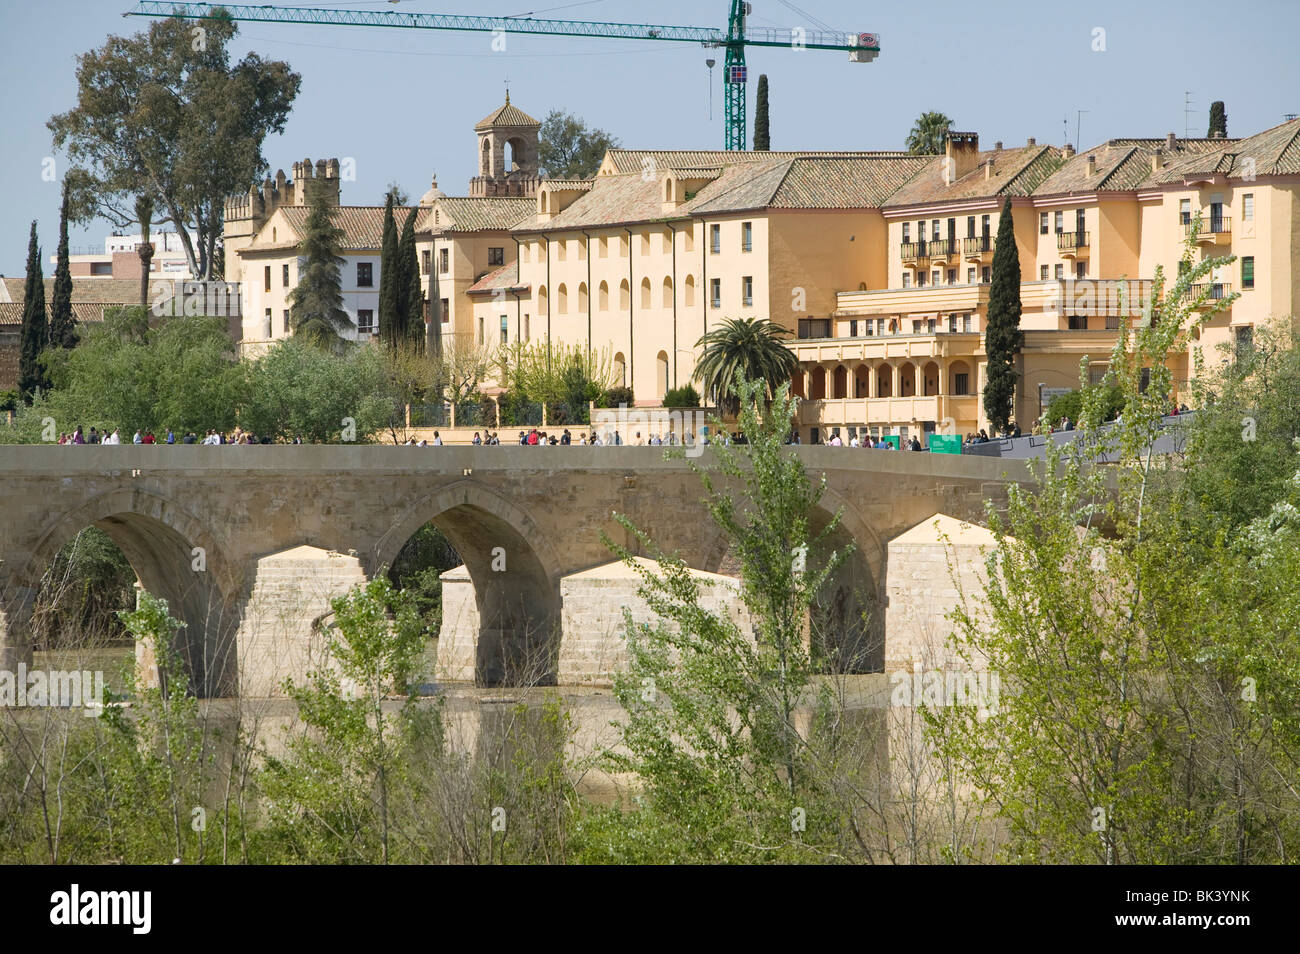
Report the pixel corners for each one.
[274,205,418,251]
[601,148,909,175]
[767,156,936,208]
[883,145,1064,207]
[543,178,595,189]
[467,262,528,295]
[0,301,137,326]
[1,277,168,305]
[1035,138,1230,194]
[414,197,536,233]
[1153,119,1300,182]
[475,100,540,129]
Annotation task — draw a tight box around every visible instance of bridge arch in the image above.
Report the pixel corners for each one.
[373,481,564,687]
[9,487,237,696]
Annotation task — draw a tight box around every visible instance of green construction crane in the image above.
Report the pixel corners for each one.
[126,1,879,151]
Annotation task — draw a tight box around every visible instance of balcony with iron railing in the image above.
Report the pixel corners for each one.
[1183,214,1231,244]
[1056,230,1090,256]
[962,235,994,257]
[1189,281,1232,302]
[927,238,955,261]
[900,241,928,263]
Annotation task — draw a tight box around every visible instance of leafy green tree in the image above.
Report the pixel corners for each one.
[538,110,621,178]
[48,183,78,351]
[1043,383,1124,428]
[288,182,351,349]
[1208,100,1227,137]
[982,199,1022,431]
[377,192,401,349]
[906,110,953,155]
[693,317,798,416]
[753,74,770,150]
[241,338,393,442]
[929,231,1300,863]
[576,379,850,862]
[384,181,409,205]
[48,13,300,280]
[398,208,425,354]
[18,221,49,403]
[260,575,427,863]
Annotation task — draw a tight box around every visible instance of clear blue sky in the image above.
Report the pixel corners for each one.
[2,0,1298,275]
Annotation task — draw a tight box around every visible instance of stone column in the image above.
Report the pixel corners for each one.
[890,363,900,399]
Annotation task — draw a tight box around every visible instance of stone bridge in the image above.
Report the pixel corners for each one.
[0,446,1033,696]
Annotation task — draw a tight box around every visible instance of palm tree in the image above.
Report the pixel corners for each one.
[906,111,954,155]
[693,317,799,416]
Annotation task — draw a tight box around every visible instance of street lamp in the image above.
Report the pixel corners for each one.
[706,59,716,120]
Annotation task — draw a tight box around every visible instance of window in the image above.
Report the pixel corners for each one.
[500,315,508,345]
[981,214,991,236]
[1040,212,1049,234]
[710,224,721,254]
[948,314,958,333]
[849,319,858,337]
[877,318,886,335]
[440,298,449,322]
[1076,261,1088,279]
[263,307,271,338]
[1180,199,1192,225]
[912,320,923,334]
[1243,193,1255,221]
[1054,264,1064,280]
[981,266,991,283]
[1054,210,1064,233]
[710,277,721,308]
[477,316,484,345]
[282,310,289,334]
[1040,265,1050,281]
[1089,365,1109,386]
[966,216,976,238]
[357,262,373,287]
[931,219,941,241]
[954,372,970,395]
[742,276,753,306]
[967,267,976,283]
[917,271,927,287]
[927,317,937,334]
[422,250,431,274]
[946,268,956,284]
[264,266,271,292]
[1235,325,1255,357]
[357,309,374,334]
[962,313,972,332]
[1068,315,1087,330]
[439,249,449,273]
[902,273,911,288]
[282,263,290,286]
[1105,315,1121,331]
[742,221,753,252]
[902,222,910,244]
[1242,256,1255,289]
[488,247,504,266]
[931,269,940,285]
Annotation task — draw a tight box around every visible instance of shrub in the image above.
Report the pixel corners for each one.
[663,384,700,408]
[600,386,635,408]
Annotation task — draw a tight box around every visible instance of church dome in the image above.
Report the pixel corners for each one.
[419,173,447,206]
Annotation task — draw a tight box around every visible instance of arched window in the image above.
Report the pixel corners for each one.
[833,365,848,399]
[791,369,806,398]
[557,283,568,314]
[684,274,696,308]
[481,137,491,177]
[614,352,626,387]
[538,284,548,316]
[898,361,917,397]
[640,277,652,309]
[662,277,674,309]
[810,366,827,400]
[656,351,669,398]
[619,279,630,310]
[923,361,940,396]
[854,364,870,398]
[598,281,609,312]
[876,364,893,398]
[578,282,588,312]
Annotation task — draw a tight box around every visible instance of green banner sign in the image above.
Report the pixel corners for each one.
[882,434,901,449]
[929,434,962,454]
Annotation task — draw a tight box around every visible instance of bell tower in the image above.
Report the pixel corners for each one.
[470,92,542,197]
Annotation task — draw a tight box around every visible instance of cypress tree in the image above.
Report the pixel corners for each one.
[398,209,424,354]
[49,183,78,350]
[287,180,350,350]
[18,221,49,402]
[753,74,770,151]
[1208,101,1227,138]
[377,192,400,350]
[982,199,1023,432]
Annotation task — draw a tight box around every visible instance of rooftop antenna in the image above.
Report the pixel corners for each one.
[706,58,716,120]
[1184,90,1195,138]
[1076,109,1089,150]
[1063,115,1068,146]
